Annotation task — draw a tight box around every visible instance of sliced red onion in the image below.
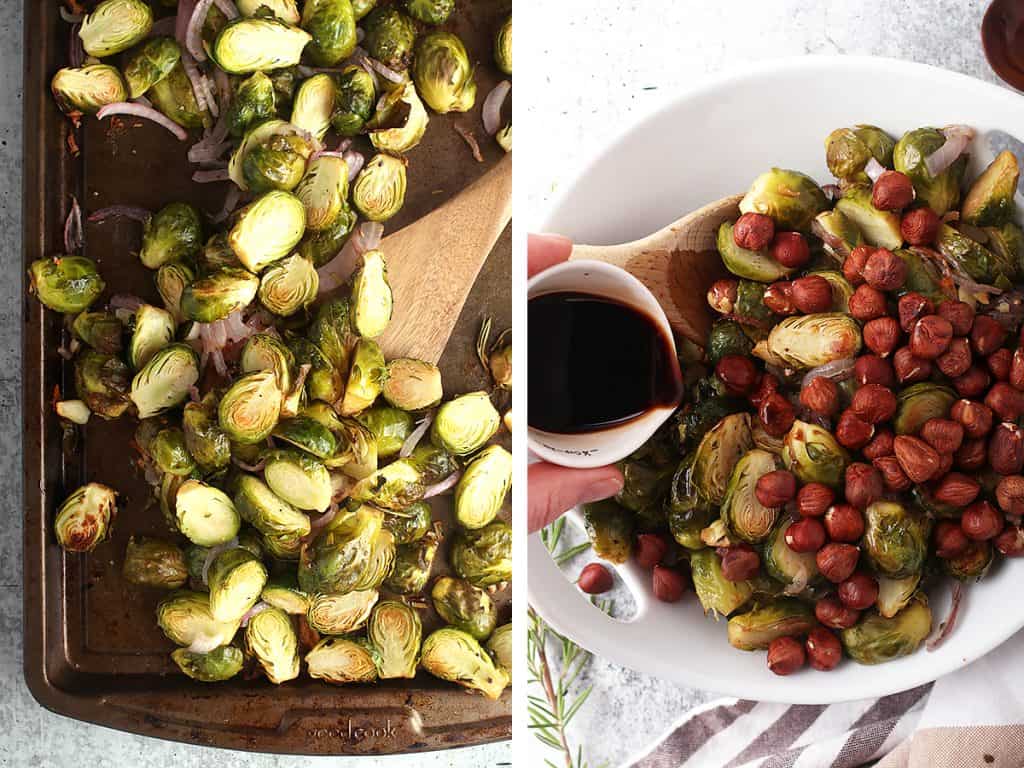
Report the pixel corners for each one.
[800,358,855,389]
[133,95,153,108]
[821,183,842,202]
[454,124,483,162]
[176,0,196,42]
[69,24,84,68]
[343,150,365,180]
[201,537,238,585]
[365,56,404,83]
[335,138,352,153]
[222,309,252,342]
[150,15,177,37]
[109,294,144,312]
[399,412,435,458]
[314,150,347,160]
[240,601,269,627]
[188,141,233,164]
[423,471,462,499]
[317,221,384,295]
[864,157,886,183]
[212,185,242,224]
[482,80,510,136]
[811,215,854,258]
[214,69,231,111]
[927,581,963,651]
[212,0,240,19]
[232,455,266,472]
[186,0,215,62]
[201,73,219,117]
[180,51,209,114]
[304,503,339,542]
[64,195,83,253]
[193,168,231,183]
[97,102,189,141]
[922,244,1002,298]
[924,126,975,178]
[188,385,201,403]
[59,7,83,23]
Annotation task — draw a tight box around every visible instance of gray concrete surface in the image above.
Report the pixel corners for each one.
[525,1,1007,766]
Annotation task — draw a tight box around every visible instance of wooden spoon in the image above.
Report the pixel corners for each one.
[377,152,512,363]
[570,194,743,344]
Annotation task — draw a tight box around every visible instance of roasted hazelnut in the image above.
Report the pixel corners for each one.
[893,346,932,384]
[758,391,796,438]
[871,171,915,211]
[835,409,875,449]
[652,565,686,603]
[1011,349,1024,391]
[935,450,954,479]
[961,500,1004,541]
[990,422,1024,475]
[756,470,798,507]
[951,399,994,438]
[988,347,1013,381]
[718,544,760,582]
[797,483,835,517]
[936,337,972,378]
[995,526,1024,556]
[817,543,860,583]
[707,279,739,315]
[800,376,840,416]
[851,383,897,424]
[996,475,1024,517]
[749,372,781,408]
[863,317,901,358]
[971,315,1006,357]
[900,206,941,246]
[849,284,888,321]
[825,503,865,542]
[898,292,934,333]
[937,300,976,336]
[956,437,989,471]
[920,418,964,454]
[893,435,942,483]
[909,315,953,359]
[767,636,806,676]
[934,520,970,559]
[842,245,871,286]
[577,563,613,594]
[715,354,758,397]
[953,366,991,398]
[733,212,775,251]
[985,381,1024,421]
[785,518,826,553]
[873,455,912,492]
[770,231,810,268]
[805,627,843,671]
[862,429,895,460]
[815,596,861,630]
[932,472,981,507]
[845,462,884,508]
[862,247,907,291]
[792,275,833,314]
[763,281,797,316]
[837,571,879,611]
[854,354,896,388]
[634,533,668,569]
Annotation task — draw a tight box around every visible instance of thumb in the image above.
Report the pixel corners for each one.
[527,462,624,534]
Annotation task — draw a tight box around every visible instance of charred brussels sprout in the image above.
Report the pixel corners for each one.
[263,450,332,512]
[258,253,319,316]
[75,350,130,419]
[140,202,203,270]
[690,548,753,618]
[944,540,993,581]
[29,256,105,314]
[219,371,282,443]
[308,297,357,373]
[721,449,780,543]
[765,313,862,369]
[306,636,380,684]
[51,65,127,114]
[782,420,850,488]
[123,537,188,589]
[406,0,454,24]
[668,456,715,549]
[331,65,376,136]
[129,344,200,419]
[207,547,268,622]
[420,628,509,700]
[301,0,358,67]
[79,0,153,58]
[128,305,174,370]
[432,392,500,455]
[386,529,440,593]
[155,261,194,322]
[369,600,422,679]
[350,250,394,337]
[295,155,349,231]
[353,154,407,222]
[985,221,1024,276]
[455,446,512,530]
[212,18,312,75]
[243,135,312,193]
[362,6,417,70]
[357,406,414,459]
[237,0,301,23]
[151,428,196,476]
[413,32,476,114]
[72,311,123,354]
[171,645,244,682]
[893,382,956,436]
[935,223,1006,284]
[384,358,443,410]
[366,80,429,154]
[494,15,512,75]
[246,606,300,683]
[824,125,895,182]
[149,62,206,128]
[307,589,379,634]
[763,517,820,588]
[451,521,511,588]
[350,455,432,509]
[158,590,241,650]
[717,221,793,283]
[893,128,967,215]
[180,268,259,323]
[240,333,294,393]
[432,576,497,640]
[863,501,930,579]
[691,413,754,506]
[55,483,117,553]
[963,150,1019,227]
[339,339,387,416]
[727,598,818,651]
[227,72,277,138]
[841,593,932,665]
[297,505,383,594]
[122,37,180,98]
[291,74,336,142]
[707,320,754,364]
[175,480,241,546]
[183,396,231,472]
[739,169,828,231]
[383,502,431,544]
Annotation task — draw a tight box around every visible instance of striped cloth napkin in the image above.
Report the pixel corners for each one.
[626,631,1024,768]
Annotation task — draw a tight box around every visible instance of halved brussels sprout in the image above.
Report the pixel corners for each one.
[234,474,312,544]
[824,125,895,182]
[29,256,105,314]
[367,80,429,154]
[240,333,294,393]
[963,150,1020,227]
[307,589,379,634]
[368,600,422,679]
[327,415,380,479]
[72,311,123,354]
[349,250,394,337]
[357,405,414,459]
[295,155,349,231]
[79,0,153,58]
[943,540,994,581]
[149,62,207,129]
[129,343,199,419]
[180,268,259,323]
[894,127,967,215]
[207,547,268,622]
[936,223,1006,284]
[183,396,231,472]
[230,119,314,191]
[451,521,511,588]
[218,371,282,444]
[668,456,715,550]
[496,122,511,152]
[831,185,903,250]
[237,0,301,22]
[691,413,753,506]
[413,32,476,114]
[155,261,195,322]
[123,537,188,589]
[51,65,127,114]
[261,575,309,614]
[296,205,357,267]
[230,191,307,272]
[739,169,828,231]
[75,350,130,419]
[290,74,336,143]
[353,154,407,222]
[985,221,1024,276]
[331,65,376,137]
[487,622,512,682]
[306,636,380,684]
[128,305,174,370]
[876,573,921,619]
[431,392,500,456]
[386,528,440,594]
[421,628,508,700]
[766,313,862,370]
[720,449,780,543]
[358,527,396,591]
[706,321,754,365]
[689,548,753,618]
[350,458,424,510]
[494,14,512,74]
[406,0,454,24]
[140,203,203,270]
[762,518,818,591]
[455,445,512,530]
[171,644,243,682]
[245,606,300,683]
[54,483,117,553]
[339,339,386,416]
[157,590,241,649]
[298,505,383,594]
[893,382,956,436]
[151,427,196,476]
[383,358,443,410]
[226,72,277,138]
[212,18,312,75]
[301,0,357,67]
[717,221,793,283]
[841,592,932,665]
[812,209,864,262]
[56,399,91,425]
[431,576,497,640]
[383,501,431,544]
[273,414,338,458]
[175,480,241,546]
[264,449,332,512]
[863,501,930,579]
[782,420,850,488]
[727,598,818,651]
[362,6,417,69]
[809,270,855,313]
[307,297,357,371]
[122,36,180,99]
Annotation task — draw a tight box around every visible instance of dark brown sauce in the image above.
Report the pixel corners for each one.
[528,291,683,434]
[982,0,1024,90]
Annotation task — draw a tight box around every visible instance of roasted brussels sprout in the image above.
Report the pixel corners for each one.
[128,305,174,370]
[689,548,753,618]
[240,333,294,393]
[824,125,895,182]
[356,406,414,459]
[812,209,865,262]
[51,65,127,114]
[963,150,1019,227]
[876,573,921,619]
[230,119,314,191]
[237,0,301,23]
[739,169,828,231]
[383,358,443,410]
[420,628,509,700]
[308,589,379,635]
[765,313,862,369]
[140,203,203,270]
[406,0,454,24]
[935,223,1008,284]
[245,606,300,683]
[367,80,429,154]
[782,420,850,488]
[157,590,241,650]
[122,36,180,99]
[257,253,318,317]
[295,205,357,267]
[226,72,276,138]
[123,537,188,589]
[362,6,417,69]
[234,474,313,543]
[54,483,117,553]
[706,320,753,365]
[218,371,282,444]
[717,221,793,283]
[72,311,123,354]
[413,32,476,114]
[183,396,232,472]
[149,62,207,129]
[207,547,268,622]
[212,18,312,75]
[841,593,932,665]
[487,623,512,681]
[273,415,338,458]
[79,0,153,58]
[353,154,407,222]
[75,350,130,419]
[290,74,336,143]
[830,185,902,250]
[985,221,1024,276]
[29,256,105,314]
[451,521,511,588]
[339,339,387,416]
[170,644,244,682]
[368,600,422,679]
[306,636,380,684]
[263,450,332,512]
[386,528,440,593]
[667,455,715,549]
[432,576,497,640]
[720,449,780,543]
[331,65,376,137]
[349,450,441,510]
[496,122,511,152]
[455,445,512,530]
[180,268,259,323]
[358,528,397,590]
[129,343,199,419]
[155,261,194,322]
[727,598,818,651]
[893,382,956,436]
[863,501,930,579]
[301,0,358,66]
[352,0,378,19]
[346,250,393,338]
[298,504,383,594]
[432,392,500,455]
[691,413,754,506]
[175,480,241,546]
[261,575,310,614]
[763,517,820,588]
[944,541,994,581]
[383,501,431,544]
[494,14,512,75]
[308,297,358,372]
[893,128,967,215]
[56,399,91,425]
[295,155,349,232]
[151,427,196,476]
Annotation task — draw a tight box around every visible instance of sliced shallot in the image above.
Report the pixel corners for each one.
[317,221,384,295]
[482,80,511,136]
[63,195,83,253]
[96,102,189,141]
[924,125,976,178]
[423,471,462,499]
[399,412,435,458]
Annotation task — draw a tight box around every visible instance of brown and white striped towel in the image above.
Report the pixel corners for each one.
[626,632,1024,768]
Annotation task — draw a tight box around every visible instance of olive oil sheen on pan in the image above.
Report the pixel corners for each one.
[528,292,684,434]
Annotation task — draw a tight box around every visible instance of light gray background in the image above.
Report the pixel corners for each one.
[0,2,509,766]
[525,1,1006,766]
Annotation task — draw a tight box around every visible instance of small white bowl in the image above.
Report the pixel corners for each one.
[528,55,1024,704]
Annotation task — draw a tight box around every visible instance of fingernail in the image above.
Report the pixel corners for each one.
[578,477,624,505]
[528,232,573,248]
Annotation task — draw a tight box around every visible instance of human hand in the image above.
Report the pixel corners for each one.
[527,234,625,534]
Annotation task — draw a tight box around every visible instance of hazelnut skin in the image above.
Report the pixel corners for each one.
[797,483,835,517]
[718,545,761,582]
[842,245,871,286]
[862,429,895,460]
[800,376,840,416]
[989,422,1024,475]
[936,337,972,378]
[934,521,970,559]
[996,475,1024,517]
[845,462,884,508]
[849,284,888,321]
[988,348,1012,381]
[961,501,1004,542]
[767,636,805,676]
[755,470,798,507]
[932,472,981,507]
[707,279,739,315]
[893,347,933,384]
[898,293,934,333]
[985,382,1024,422]
[863,317,901,358]
[770,232,810,268]
[806,627,843,671]
[953,366,992,398]
[815,596,861,630]
[893,435,942,483]
[871,171,915,211]
[850,383,897,424]
[792,275,834,314]
[970,315,1006,357]
[816,543,860,584]
[652,566,687,603]
[900,206,941,246]
[785,518,826,553]
[909,315,953,359]
[763,282,798,315]
[920,418,964,454]
[956,437,989,471]
[733,212,775,251]
[577,563,613,594]
[835,410,875,450]
[873,455,912,492]
[715,354,759,396]
[937,300,975,337]
[862,247,907,290]
[634,534,668,569]
[758,391,796,438]
[838,572,879,610]
[854,355,896,388]
[951,399,994,438]
[825,504,865,542]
